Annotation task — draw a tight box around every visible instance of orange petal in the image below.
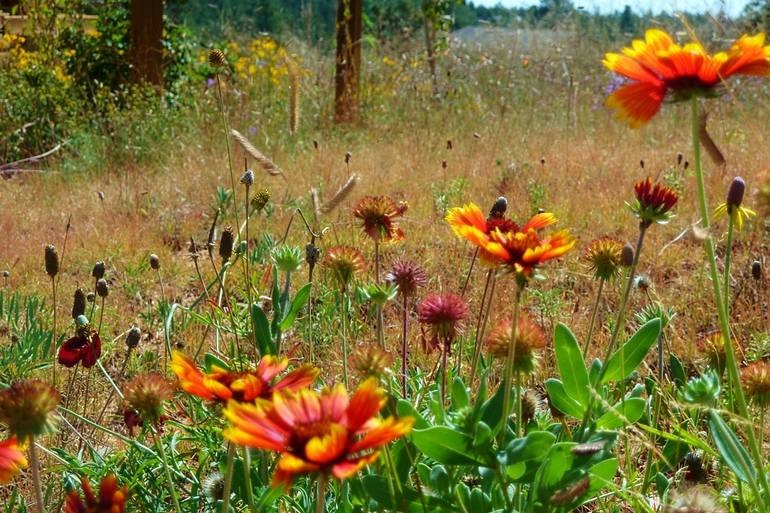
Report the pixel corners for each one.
[305,423,349,464]
[606,82,666,128]
[349,417,414,453]
[272,453,320,489]
[346,378,384,432]
[445,203,487,237]
[331,453,380,480]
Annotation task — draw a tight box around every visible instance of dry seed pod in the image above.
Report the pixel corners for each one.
[92,261,106,279]
[45,245,59,277]
[219,227,235,263]
[96,279,109,298]
[126,327,141,349]
[72,288,86,319]
[209,49,226,68]
[621,244,634,267]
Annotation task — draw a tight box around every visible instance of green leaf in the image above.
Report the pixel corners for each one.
[412,426,487,466]
[203,352,230,372]
[708,410,758,486]
[396,399,429,430]
[504,431,556,481]
[451,376,470,409]
[251,303,276,356]
[279,283,311,331]
[554,323,590,406]
[601,318,661,384]
[595,397,645,430]
[545,378,586,419]
[480,381,507,434]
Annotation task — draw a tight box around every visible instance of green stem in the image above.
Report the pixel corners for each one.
[316,474,327,513]
[690,96,770,503]
[51,277,57,386]
[514,371,523,510]
[242,447,256,511]
[216,73,240,230]
[470,270,495,384]
[221,443,236,513]
[582,279,605,358]
[153,428,183,513]
[29,439,44,513]
[342,291,350,388]
[499,286,522,446]
[723,214,735,320]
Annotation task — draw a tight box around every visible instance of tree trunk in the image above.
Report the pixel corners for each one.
[130,0,164,89]
[334,0,362,124]
[421,3,438,96]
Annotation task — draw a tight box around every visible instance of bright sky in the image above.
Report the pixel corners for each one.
[470,0,752,17]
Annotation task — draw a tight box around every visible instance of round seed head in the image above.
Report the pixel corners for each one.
[44,245,59,277]
[208,48,226,67]
[72,288,86,319]
[96,278,109,298]
[124,373,173,425]
[305,243,320,268]
[219,226,234,263]
[149,254,161,270]
[251,188,270,212]
[2,270,8,278]
[92,261,106,279]
[344,151,352,164]
[752,260,762,280]
[0,380,60,442]
[621,243,634,267]
[87,292,96,303]
[726,176,745,211]
[126,327,141,349]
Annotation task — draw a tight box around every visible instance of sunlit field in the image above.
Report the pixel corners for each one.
[2,2,770,512]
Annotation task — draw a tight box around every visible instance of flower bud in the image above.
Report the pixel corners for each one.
[149,254,161,270]
[240,169,255,187]
[44,245,59,277]
[96,278,109,298]
[219,226,234,263]
[752,260,762,281]
[621,243,634,267]
[72,288,86,319]
[92,261,105,279]
[208,48,226,68]
[726,176,745,211]
[126,327,141,349]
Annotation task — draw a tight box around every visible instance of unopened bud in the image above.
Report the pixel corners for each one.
[92,261,105,279]
[621,244,634,267]
[149,254,161,270]
[45,245,59,277]
[96,278,109,298]
[72,288,86,319]
[126,327,141,349]
[726,176,745,211]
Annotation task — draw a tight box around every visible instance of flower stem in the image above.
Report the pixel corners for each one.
[241,447,256,511]
[342,291,350,388]
[316,474,327,513]
[499,286,522,446]
[690,96,770,502]
[221,443,235,513]
[153,428,183,513]
[582,279,605,358]
[470,270,495,384]
[50,277,57,386]
[401,294,409,398]
[723,213,735,319]
[29,439,44,513]
[216,73,240,230]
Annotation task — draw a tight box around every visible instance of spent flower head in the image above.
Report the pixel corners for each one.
[485,314,546,375]
[418,292,469,353]
[124,373,174,426]
[323,246,366,292]
[741,360,770,407]
[584,237,624,281]
[386,260,428,297]
[0,379,59,442]
[352,195,407,243]
[349,344,394,381]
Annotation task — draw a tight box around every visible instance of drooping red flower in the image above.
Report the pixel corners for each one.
[223,378,414,489]
[58,324,102,368]
[417,292,469,353]
[170,351,319,403]
[352,196,407,242]
[64,475,128,513]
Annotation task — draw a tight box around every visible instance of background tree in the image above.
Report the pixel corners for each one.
[334,0,363,124]
[130,0,164,88]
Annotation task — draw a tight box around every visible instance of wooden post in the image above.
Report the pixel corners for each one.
[130,0,164,89]
[333,0,362,124]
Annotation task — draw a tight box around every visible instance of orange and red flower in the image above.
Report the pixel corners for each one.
[171,351,319,403]
[630,177,678,225]
[59,325,102,368]
[604,29,770,127]
[223,377,413,488]
[352,195,407,242]
[64,475,127,513]
[0,438,26,484]
[446,203,574,278]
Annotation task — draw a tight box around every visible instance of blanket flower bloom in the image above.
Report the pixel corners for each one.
[446,202,574,278]
[171,351,319,403]
[0,438,26,484]
[64,475,128,513]
[223,378,413,488]
[352,195,407,242]
[604,29,770,127]
[629,177,678,226]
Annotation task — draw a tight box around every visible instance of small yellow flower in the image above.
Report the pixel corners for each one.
[713,202,756,231]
